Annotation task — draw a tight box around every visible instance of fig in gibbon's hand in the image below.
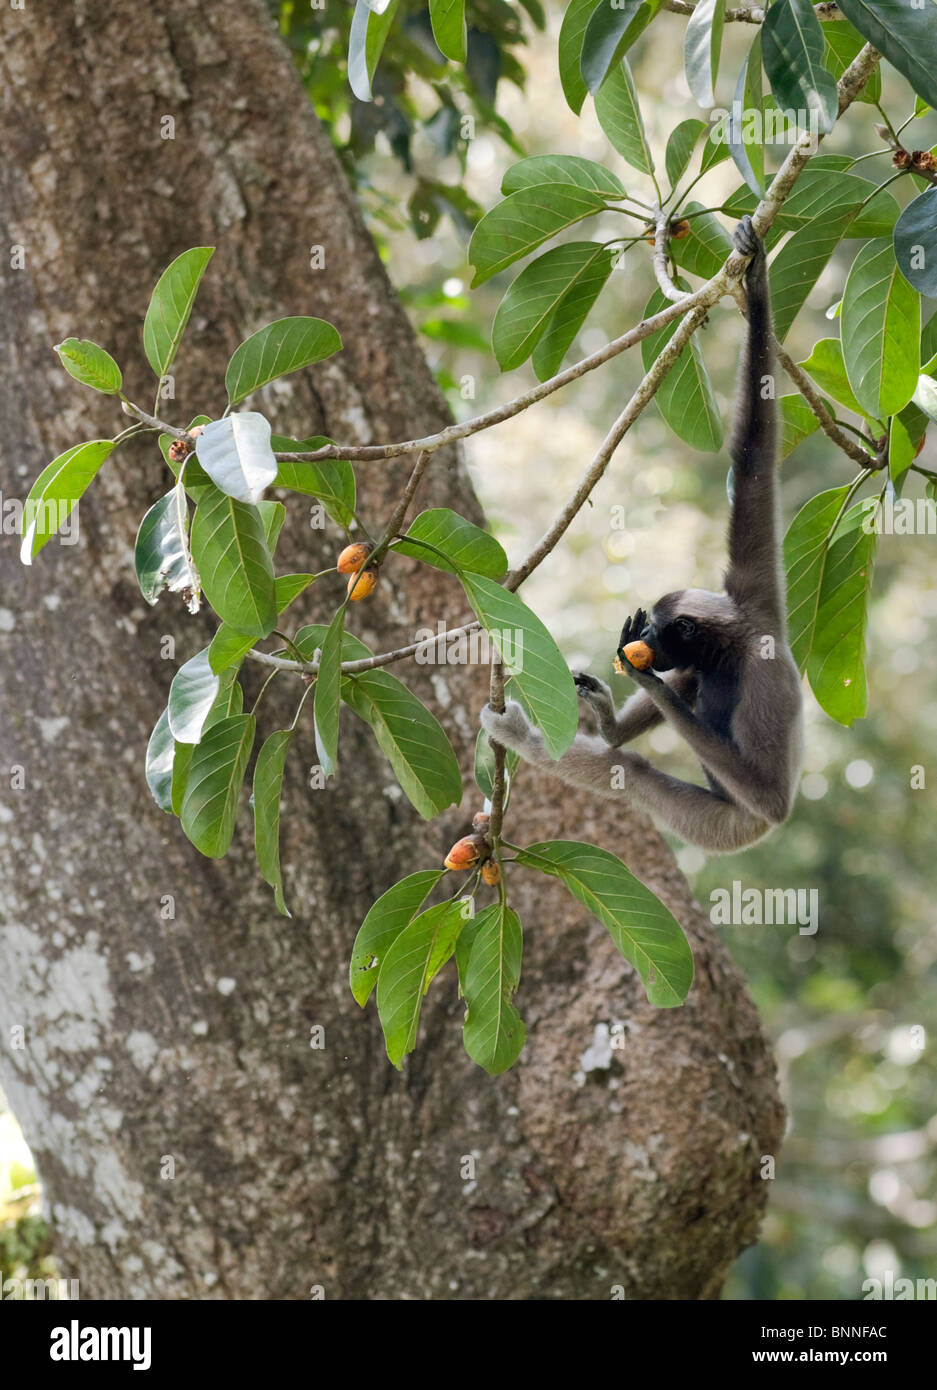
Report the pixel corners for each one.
[337,541,373,574]
[615,640,655,672]
[347,569,378,601]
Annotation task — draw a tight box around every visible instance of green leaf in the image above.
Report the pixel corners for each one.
[180,714,256,858]
[145,707,176,813]
[491,242,613,372]
[341,671,462,818]
[806,502,875,727]
[894,187,937,299]
[171,741,194,817]
[769,208,856,342]
[501,154,626,199]
[459,573,579,760]
[468,184,608,287]
[842,240,921,419]
[780,394,821,460]
[348,0,398,102]
[143,247,214,379]
[594,60,654,175]
[314,609,344,781]
[800,338,871,419]
[429,0,465,61]
[461,902,525,1075]
[823,19,882,104]
[684,0,725,109]
[581,0,650,95]
[394,508,508,577]
[168,647,220,744]
[209,573,315,675]
[783,485,852,671]
[559,0,602,113]
[349,869,444,1006]
[189,484,277,637]
[20,440,116,565]
[272,442,356,532]
[669,203,732,280]
[665,118,706,188]
[134,486,198,606]
[53,338,122,394]
[726,32,765,195]
[725,165,898,238]
[888,412,916,489]
[914,373,937,424]
[225,318,342,407]
[258,499,286,555]
[474,728,519,799]
[641,284,723,452]
[532,246,616,380]
[762,0,838,135]
[376,899,467,1066]
[515,841,694,1007]
[836,0,937,112]
[253,729,292,917]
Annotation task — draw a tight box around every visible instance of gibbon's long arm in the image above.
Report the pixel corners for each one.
[573,669,698,746]
[724,219,785,634]
[481,217,803,854]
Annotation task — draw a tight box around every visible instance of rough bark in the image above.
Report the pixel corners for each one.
[0,0,783,1299]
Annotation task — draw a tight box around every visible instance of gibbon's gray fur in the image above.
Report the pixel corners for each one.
[482,216,803,853]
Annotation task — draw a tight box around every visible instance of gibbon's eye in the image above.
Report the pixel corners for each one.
[675,618,696,639]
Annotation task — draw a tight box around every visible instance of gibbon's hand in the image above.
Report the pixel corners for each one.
[573,671,614,708]
[732,213,761,261]
[617,608,650,668]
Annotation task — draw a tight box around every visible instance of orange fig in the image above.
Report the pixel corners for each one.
[481,861,501,887]
[444,834,486,872]
[347,569,378,601]
[337,541,373,575]
[619,640,654,671]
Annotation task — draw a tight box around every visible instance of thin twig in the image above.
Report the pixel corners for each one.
[487,662,507,841]
[371,450,432,564]
[774,338,879,470]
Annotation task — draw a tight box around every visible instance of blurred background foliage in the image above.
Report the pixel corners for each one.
[4,1,935,1300]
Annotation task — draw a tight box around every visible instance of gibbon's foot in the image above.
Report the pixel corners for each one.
[573,671,615,715]
[480,701,530,749]
[573,671,609,700]
[732,213,760,259]
[617,607,648,664]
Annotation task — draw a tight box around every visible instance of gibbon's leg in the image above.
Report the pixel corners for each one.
[617,758,770,852]
[573,669,699,747]
[479,703,768,851]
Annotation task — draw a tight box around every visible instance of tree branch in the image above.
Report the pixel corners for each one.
[661,1,844,19]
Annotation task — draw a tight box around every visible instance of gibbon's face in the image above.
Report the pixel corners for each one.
[644,590,736,673]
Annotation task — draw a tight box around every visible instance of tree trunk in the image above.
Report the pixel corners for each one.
[0,0,782,1299]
